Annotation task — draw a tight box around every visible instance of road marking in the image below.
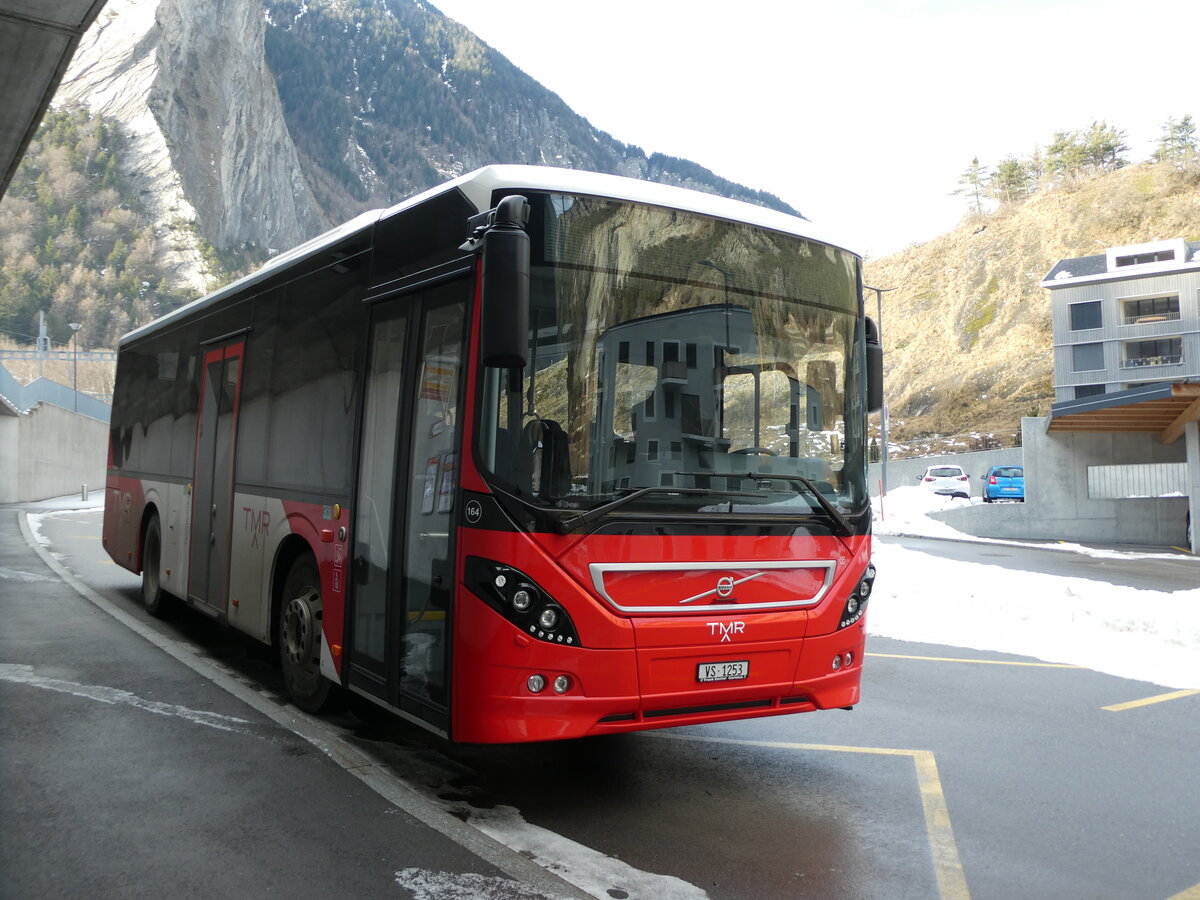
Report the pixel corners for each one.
[652,733,970,900]
[0,663,252,733]
[1167,882,1200,900]
[868,652,1082,669]
[1103,689,1200,712]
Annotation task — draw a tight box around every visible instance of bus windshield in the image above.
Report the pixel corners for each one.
[476,192,868,522]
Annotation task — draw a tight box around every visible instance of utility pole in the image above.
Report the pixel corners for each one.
[864,286,895,497]
[69,323,82,411]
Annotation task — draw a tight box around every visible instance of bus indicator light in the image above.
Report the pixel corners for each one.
[528,675,546,693]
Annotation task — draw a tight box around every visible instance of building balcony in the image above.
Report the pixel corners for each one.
[1122,311,1182,326]
[1120,355,1183,368]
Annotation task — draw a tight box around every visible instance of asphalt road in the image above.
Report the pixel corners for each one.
[5,501,1200,900]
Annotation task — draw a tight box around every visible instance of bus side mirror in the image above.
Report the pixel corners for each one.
[865,316,883,413]
[471,195,531,369]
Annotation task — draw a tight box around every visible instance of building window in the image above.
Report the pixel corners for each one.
[1115,250,1175,267]
[1074,384,1105,399]
[1072,342,1105,372]
[1069,301,1102,331]
[1123,338,1182,368]
[1123,295,1180,325]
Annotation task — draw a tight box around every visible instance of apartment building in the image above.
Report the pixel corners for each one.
[1044,238,1200,402]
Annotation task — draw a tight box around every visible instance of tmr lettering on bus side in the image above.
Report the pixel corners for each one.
[242,507,270,549]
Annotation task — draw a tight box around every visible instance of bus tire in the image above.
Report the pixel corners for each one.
[279,554,338,713]
[141,514,174,618]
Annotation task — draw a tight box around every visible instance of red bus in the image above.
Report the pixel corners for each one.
[103,166,882,743]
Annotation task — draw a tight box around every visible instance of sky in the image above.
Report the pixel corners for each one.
[429,0,1199,258]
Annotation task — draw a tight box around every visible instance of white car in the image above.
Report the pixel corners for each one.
[920,464,970,499]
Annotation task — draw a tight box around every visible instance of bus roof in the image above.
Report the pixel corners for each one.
[381,165,853,253]
[121,166,855,346]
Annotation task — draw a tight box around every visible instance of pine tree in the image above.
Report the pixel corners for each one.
[1080,120,1128,171]
[1152,115,1198,162]
[955,157,989,214]
[991,157,1033,203]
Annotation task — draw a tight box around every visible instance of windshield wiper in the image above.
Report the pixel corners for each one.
[677,471,853,537]
[557,479,853,537]
[557,487,714,534]
[785,474,853,537]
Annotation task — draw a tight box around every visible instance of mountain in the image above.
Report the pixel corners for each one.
[49,0,796,295]
[864,159,1200,452]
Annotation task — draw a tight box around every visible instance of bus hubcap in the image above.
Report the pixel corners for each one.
[283,589,319,667]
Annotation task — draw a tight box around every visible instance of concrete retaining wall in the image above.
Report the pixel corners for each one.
[0,402,108,503]
[926,418,1191,547]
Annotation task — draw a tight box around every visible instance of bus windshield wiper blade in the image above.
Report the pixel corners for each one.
[788,474,852,537]
[557,487,713,534]
[678,471,852,537]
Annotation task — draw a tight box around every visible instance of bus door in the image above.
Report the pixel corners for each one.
[350,279,467,733]
[188,340,245,614]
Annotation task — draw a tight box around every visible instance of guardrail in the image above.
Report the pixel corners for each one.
[0,349,118,362]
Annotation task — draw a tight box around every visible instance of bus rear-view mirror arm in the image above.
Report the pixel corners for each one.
[462,194,531,369]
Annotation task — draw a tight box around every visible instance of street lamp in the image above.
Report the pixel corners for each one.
[69,322,82,411]
[863,287,895,497]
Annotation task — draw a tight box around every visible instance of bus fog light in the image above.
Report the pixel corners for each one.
[831,655,842,671]
[553,675,571,694]
[512,588,533,611]
[843,652,854,667]
[538,607,559,630]
[528,674,546,693]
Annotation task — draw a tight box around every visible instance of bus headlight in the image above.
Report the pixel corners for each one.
[838,563,875,630]
[466,556,582,647]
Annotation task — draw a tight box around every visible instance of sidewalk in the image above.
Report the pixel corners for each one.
[0,499,586,900]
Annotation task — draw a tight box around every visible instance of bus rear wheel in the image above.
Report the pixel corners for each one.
[279,554,337,713]
[141,514,174,618]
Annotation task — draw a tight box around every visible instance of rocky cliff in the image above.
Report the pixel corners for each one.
[55,0,796,294]
[58,0,327,290]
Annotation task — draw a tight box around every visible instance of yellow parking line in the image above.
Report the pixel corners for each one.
[1103,689,1200,712]
[868,652,1081,669]
[1167,881,1200,900]
[651,733,970,900]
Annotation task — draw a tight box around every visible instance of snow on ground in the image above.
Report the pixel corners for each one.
[867,486,1200,690]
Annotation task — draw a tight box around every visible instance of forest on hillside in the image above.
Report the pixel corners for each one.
[0,107,206,352]
[261,0,796,220]
[953,116,1197,215]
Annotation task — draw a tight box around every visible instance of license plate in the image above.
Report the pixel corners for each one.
[698,660,749,682]
[1003,487,1018,492]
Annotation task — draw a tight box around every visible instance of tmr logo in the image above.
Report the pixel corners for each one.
[707,621,745,643]
[242,507,271,549]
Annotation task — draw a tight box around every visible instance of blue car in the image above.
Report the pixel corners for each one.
[982,465,1024,502]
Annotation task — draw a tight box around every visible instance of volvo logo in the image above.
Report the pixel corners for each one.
[678,570,766,604]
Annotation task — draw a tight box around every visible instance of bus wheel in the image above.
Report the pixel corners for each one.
[279,555,336,713]
[141,514,173,618]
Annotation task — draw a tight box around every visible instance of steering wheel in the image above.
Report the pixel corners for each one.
[732,447,777,456]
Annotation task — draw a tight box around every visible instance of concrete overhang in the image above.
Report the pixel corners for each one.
[0,1,108,198]
[1049,382,1200,444]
